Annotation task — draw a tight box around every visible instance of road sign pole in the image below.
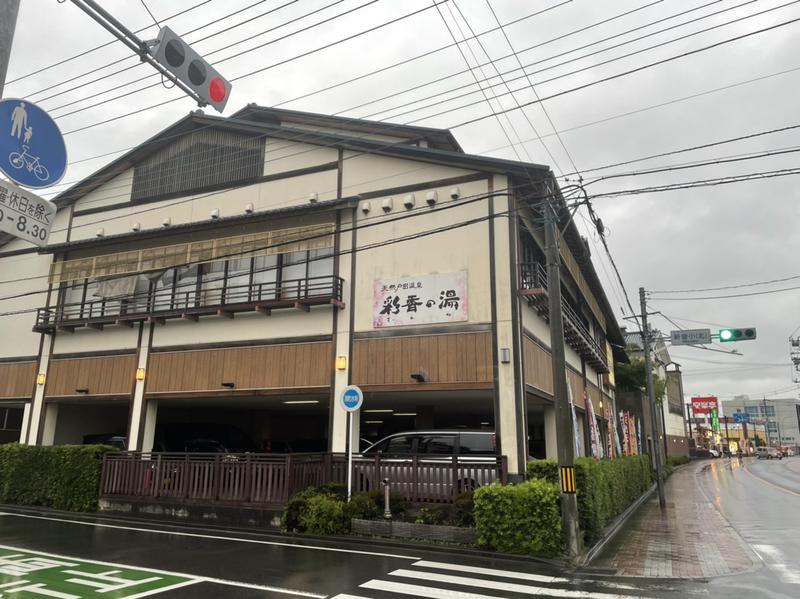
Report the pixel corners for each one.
[347,411,353,502]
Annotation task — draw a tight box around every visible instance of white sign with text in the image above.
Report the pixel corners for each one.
[373,271,468,328]
[0,178,56,246]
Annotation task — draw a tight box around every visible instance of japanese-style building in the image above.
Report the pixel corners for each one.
[0,105,626,477]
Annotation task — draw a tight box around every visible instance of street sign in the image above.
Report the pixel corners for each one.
[0,178,56,246]
[733,412,750,424]
[670,328,712,346]
[0,98,67,188]
[691,396,719,414]
[340,385,363,412]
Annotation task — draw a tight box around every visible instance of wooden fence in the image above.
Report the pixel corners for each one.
[100,452,508,507]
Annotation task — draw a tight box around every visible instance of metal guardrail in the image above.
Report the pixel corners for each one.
[100,452,508,506]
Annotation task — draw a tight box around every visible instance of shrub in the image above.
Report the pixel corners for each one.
[450,490,475,527]
[283,486,322,532]
[344,492,380,521]
[0,443,111,512]
[366,489,407,517]
[526,454,654,546]
[474,479,562,557]
[299,494,349,535]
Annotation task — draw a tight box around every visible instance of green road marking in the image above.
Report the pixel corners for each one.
[0,546,198,598]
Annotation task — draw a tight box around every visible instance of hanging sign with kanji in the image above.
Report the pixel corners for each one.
[373,271,468,328]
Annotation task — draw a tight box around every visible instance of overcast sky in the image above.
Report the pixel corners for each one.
[4,0,799,408]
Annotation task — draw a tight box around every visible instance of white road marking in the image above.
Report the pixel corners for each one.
[752,544,800,584]
[387,569,646,599]
[0,511,418,560]
[121,579,200,599]
[331,595,373,599]
[412,560,566,584]
[0,543,327,598]
[412,561,640,592]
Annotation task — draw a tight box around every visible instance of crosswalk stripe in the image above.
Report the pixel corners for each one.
[411,561,639,592]
[387,569,645,599]
[362,579,511,599]
[331,594,374,599]
[412,560,566,584]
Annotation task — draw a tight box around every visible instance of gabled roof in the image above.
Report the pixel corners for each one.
[230,104,464,152]
[50,105,549,211]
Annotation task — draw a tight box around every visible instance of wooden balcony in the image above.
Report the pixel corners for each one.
[519,262,609,373]
[34,275,345,333]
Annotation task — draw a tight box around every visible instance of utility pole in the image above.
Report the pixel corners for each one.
[763,396,770,446]
[0,0,21,98]
[544,193,581,560]
[639,287,666,508]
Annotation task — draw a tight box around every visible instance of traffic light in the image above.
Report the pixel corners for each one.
[153,27,231,112]
[718,327,757,342]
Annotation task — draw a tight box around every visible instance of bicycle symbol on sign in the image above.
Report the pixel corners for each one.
[8,145,49,182]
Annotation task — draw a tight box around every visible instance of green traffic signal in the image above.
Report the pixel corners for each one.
[718,328,757,342]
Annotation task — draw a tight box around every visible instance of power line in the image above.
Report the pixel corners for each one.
[651,272,800,294]
[43,2,798,206]
[650,283,800,301]
[4,0,214,85]
[138,0,160,28]
[38,0,786,196]
[0,190,527,312]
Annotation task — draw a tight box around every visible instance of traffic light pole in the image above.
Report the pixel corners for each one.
[68,0,208,107]
[544,195,581,560]
[639,287,666,509]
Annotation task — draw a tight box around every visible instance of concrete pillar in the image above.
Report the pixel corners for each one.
[544,404,557,459]
[331,210,354,453]
[18,403,30,444]
[141,400,158,453]
[40,403,58,446]
[128,326,151,451]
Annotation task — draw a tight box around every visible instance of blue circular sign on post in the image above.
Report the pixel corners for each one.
[0,98,67,189]
[340,385,363,412]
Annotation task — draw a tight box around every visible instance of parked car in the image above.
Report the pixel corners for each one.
[359,430,499,498]
[776,446,794,457]
[83,433,127,450]
[756,446,783,460]
[708,448,720,458]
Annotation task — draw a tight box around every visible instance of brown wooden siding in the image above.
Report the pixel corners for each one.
[46,355,137,397]
[0,362,36,399]
[587,381,601,414]
[522,336,553,395]
[351,333,492,389]
[568,368,585,409]
[146,342,332,393]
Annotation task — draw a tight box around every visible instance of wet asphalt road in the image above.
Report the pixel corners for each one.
[700,456,800,598]
[0,507,704,599]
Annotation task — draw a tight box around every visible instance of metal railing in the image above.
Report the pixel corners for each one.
[100,452,508,507]
[35,275,344,330]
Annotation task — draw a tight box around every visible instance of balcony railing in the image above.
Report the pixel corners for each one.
[519,262,609,373]
[35,274,344,332]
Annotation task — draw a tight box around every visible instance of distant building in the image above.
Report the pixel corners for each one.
[723,396,800,449]
[622,329,689,457]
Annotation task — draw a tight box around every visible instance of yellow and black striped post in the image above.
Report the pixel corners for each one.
[560,465,576,494]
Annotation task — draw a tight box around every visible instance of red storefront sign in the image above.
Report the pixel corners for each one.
[691,396,719,414]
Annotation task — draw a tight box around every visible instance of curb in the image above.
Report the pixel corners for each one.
[578,482,657,567]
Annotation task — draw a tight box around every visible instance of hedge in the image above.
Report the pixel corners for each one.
[473,479,562,557]
[0,444,112,512]
[526,455,654,546]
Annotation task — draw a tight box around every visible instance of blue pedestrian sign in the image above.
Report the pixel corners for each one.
[733,412,750,424]
[0,98,67,189]
[340,385,363,412]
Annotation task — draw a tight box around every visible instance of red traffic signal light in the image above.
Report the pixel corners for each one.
[153,27,232,112]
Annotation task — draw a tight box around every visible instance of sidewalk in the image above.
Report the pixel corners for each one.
[592,461,756,578]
